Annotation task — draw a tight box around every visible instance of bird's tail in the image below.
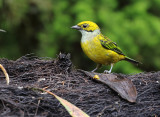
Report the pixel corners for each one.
[124,56,141,65]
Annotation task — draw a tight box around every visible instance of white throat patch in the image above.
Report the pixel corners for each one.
[80,29,101,43]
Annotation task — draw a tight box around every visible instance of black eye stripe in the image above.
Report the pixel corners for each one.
[86,30,93,32]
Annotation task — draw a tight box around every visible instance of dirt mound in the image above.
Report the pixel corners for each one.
[0,53,160,117]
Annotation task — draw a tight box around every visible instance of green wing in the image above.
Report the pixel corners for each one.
[99,35,124,55]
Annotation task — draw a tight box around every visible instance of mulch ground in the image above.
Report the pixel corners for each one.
[0,53,160,117]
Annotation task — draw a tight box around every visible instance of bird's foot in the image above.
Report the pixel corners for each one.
[104,70,111,74]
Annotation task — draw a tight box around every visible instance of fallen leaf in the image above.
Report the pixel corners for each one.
[80,70,137,103]
[42,89,90,117]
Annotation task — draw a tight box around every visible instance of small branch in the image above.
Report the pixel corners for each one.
[96,106,107,117]
[0,29,6,32]
[0,64,9,85]
[34,99,41,117]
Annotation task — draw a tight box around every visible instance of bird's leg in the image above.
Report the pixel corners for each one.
[92,64,102,72]
[104,63,114,74]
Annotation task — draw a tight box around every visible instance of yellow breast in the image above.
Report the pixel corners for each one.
[81,35,125,65]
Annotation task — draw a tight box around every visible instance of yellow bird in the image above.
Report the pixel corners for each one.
[71,21,140,73]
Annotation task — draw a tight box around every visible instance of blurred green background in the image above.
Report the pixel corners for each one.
[0,0,160,74]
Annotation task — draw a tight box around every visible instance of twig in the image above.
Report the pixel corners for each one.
[34,99,41,117]
[1,100,5,108]
[0,29,6,32]
[0,64,9,85]
[138,87,153,97]
[96,106,108,117]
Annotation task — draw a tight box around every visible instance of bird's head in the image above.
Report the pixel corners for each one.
[71,21,100,33]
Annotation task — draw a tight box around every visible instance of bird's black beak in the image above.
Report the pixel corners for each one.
[71,25,82,30]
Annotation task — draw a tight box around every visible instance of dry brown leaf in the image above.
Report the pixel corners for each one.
[81,70,137,102]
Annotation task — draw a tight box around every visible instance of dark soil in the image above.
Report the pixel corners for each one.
[0,53,160,117]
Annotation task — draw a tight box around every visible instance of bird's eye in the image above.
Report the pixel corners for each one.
[83,24,88,28]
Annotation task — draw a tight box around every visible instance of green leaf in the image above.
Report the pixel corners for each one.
[42,89,90,117]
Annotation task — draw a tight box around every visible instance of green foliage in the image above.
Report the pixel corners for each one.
[0,0,160,73]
